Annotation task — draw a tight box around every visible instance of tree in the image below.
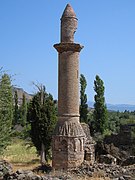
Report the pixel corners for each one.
[13,90,19,125]
[93,75,108,134]
[27,85,57,164]
[80,74,88,123]
[0,74,13,153]
[19,93,27,126]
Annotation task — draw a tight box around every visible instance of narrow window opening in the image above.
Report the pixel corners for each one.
[77,70,78,79]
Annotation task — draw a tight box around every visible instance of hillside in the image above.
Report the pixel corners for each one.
[12,87,33,106]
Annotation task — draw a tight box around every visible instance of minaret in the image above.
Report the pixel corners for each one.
[52,4,85,170]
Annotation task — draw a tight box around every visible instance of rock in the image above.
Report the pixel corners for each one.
[106,168,110,173]
[123,175,132,180]
[33,164,52,174]
[121,168,127,173]
[0,159,135,180]
[0,172,3,179]
[95,127,135,165]
[30,175,41,180]
[41,177,48,180]
[119,177,125,180]
[0,160,13,179]
[122,156,135,166]
[17,173,26,179]
[16,169,24,174]
[99,154,117,164]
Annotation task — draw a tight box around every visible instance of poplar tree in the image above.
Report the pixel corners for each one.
[13,90,19,125]
[93,75,108,134]
[27,85,57,164]
[80,74,88,123]
[20,93,27,126]
[0,74,13,153]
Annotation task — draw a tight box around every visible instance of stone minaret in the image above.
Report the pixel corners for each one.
[52,4,85,170]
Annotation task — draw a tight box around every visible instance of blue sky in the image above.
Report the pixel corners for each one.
[0,0,135,104]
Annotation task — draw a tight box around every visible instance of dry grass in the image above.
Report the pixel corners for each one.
[0,138,40,171]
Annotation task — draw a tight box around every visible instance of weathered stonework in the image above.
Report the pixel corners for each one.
[81,123,96,165]
[52,4,85,170]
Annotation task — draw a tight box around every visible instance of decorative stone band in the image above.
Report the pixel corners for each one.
[54,43,84,53]
[58,113,80,117]
[53,117,86,137]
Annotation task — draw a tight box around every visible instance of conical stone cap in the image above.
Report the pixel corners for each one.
[61,4,77,19]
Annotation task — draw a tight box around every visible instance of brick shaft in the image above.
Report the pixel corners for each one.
[58,51,79,116]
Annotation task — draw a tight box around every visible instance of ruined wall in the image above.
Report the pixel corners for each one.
[81,123,96,165]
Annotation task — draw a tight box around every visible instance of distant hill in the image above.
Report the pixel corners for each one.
[12,87,33,106]
[88,101,135,112]
[107,103,135,112]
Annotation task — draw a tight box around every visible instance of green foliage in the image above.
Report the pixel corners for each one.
[107,111,121,133]
[10,123,31,140]
[107,110,135,141]
[27,85,57,162]
[80,74,88,123]
[0,73,13,154]
[93,75,108,134]
[20,124,31,139]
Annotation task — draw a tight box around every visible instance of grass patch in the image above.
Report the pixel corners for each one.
[0,138,40,171]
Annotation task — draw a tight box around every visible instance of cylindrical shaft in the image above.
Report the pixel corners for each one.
[58,51,79,117]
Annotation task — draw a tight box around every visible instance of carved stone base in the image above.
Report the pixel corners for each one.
[52,117,85,170]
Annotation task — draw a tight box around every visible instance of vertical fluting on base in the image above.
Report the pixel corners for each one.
[52,4,85,170]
